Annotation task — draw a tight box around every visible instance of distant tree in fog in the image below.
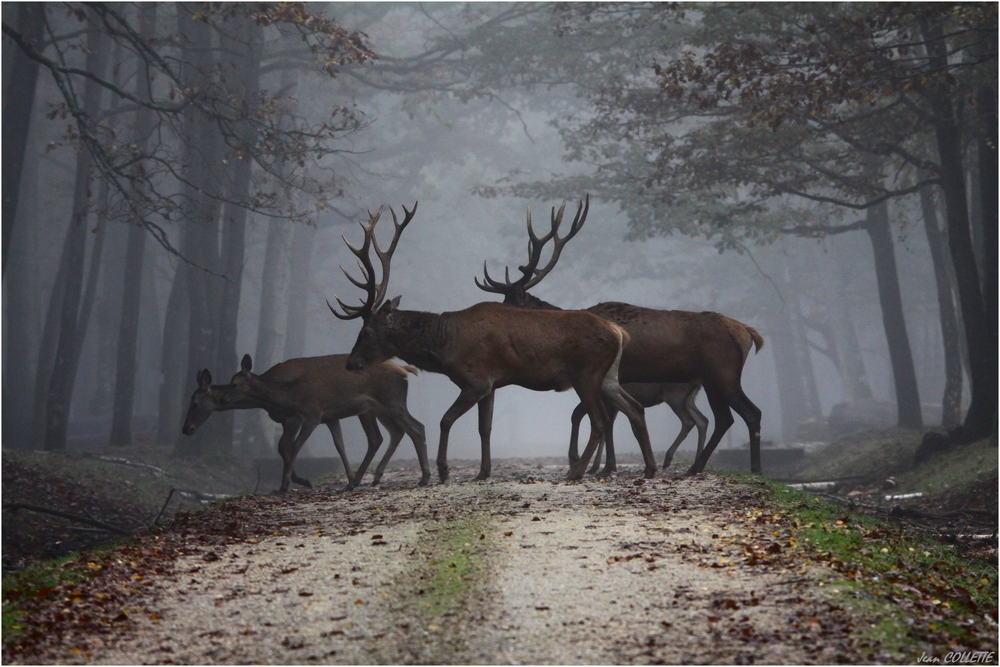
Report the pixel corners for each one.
[3,2,375,452]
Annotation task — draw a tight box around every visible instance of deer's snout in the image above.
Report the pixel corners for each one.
[345,356,366,372]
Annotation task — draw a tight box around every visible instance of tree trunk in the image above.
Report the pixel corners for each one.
[2,112,40,449]
[173,3,226,458]
[43,13,109,451]
[2,3,44,277]
[864,197,923,429]
[976,71,997,417]
[208,15,262,458]
[110,3,156,448]
[790,303,822,420]
[157,263,189,445]
[769,295,810,443]
[919,183,963,427]
[284,222,317,359]
[920,16,996,441]
[88,191,126,415]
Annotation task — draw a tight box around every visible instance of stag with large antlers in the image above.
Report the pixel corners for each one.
[477,196,764,475]
[332,204,655,482]
[182,354,430,491]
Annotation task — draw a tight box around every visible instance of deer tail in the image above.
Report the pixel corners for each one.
[745,325,764,353]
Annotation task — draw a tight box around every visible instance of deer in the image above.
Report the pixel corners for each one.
[476,195,764,475]
[182,353,430,492]
[569,382,708,475]
[330,202,656,482]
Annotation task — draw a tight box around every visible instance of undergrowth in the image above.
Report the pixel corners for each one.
[731,471,998,658]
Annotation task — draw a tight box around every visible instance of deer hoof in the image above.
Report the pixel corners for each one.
[418,476,430,487]
[644,467,656,479]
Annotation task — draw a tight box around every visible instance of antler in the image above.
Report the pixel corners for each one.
[476,194,589,295]
[330,202,418,320]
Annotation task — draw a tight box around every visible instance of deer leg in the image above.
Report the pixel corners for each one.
[274,418,301,493]
[347,413,384,490]
[662,390,697,469]
[379,405,429,486]
[370,417,405,486]
[686,390,734,475]
[729,389,763,474]
[567,402,588,467]
[475,391,495,481]
[282,420,319,492]
[587,438,606,475]
[602,384,656,479]
[568,386,608,480]
[327,420,355,487]
[594,402,619,477]
[438,385,491,483]
[688,389,710,462]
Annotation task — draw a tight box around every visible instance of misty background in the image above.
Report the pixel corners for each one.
[3,3,992,468]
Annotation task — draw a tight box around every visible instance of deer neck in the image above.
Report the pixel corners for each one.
[385,309,449,374]
[503,290,562,311]
[242,374,298,412]
[210,385,258,412]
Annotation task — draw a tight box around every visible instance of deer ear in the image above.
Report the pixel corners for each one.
[241,354,252,374]
[199,369,212,388]
[387,295,402,311]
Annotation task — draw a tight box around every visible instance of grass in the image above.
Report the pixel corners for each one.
[894,436,998,498]
[409,516,494,618]
[793,428,926,482]
[729,471,998,656]
[2,552,92,641]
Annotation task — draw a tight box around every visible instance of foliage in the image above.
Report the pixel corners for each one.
[732,472,998,656]
[1,2,375,260]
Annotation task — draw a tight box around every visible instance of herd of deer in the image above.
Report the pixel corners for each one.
[183,197,764,492]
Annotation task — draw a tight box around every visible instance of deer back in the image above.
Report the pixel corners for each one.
[586,302,754,384]
[408,302,627,391]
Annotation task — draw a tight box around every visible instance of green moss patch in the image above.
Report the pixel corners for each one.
[729,472,998,658]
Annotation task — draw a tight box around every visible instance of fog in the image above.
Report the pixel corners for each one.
[4,3,987,471]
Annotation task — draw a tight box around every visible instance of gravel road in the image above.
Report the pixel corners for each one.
[47,463,862,664]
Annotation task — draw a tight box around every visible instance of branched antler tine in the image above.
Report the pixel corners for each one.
[340,262,371,290]
[332,206,386,320]
[523,196,586,289]
[476,261,507,294]
[329,297,364,321]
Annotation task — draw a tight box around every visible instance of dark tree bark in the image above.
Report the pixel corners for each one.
[157,263,189,445]
[43,13,110,451]
[207,14,263,458]
[2,114,40,449]
[976,68,998,403]
[284,222,317,359]
[110,4,156,448]
[919,183,963,427]
[173,3,226,458]
[921,16,996,441]
[864,196,923,429]
[2,3,43,277]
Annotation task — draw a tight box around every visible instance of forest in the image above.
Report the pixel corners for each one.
[1,3,997,662]
[3,2,995,463]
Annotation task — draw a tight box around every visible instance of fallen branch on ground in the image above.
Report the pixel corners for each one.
[2,503,132,536]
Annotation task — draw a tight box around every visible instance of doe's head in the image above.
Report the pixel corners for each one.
[182,368,219,435]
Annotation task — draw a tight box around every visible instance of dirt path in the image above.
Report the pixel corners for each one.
[36,464,862,665]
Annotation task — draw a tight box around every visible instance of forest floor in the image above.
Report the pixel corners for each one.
[2,450,997,665]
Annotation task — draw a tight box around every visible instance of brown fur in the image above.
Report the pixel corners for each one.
[482,212,765,475]
[347,300,656,482]
[183,354,429,491]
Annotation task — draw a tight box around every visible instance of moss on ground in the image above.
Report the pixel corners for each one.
[730,471,998,657]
